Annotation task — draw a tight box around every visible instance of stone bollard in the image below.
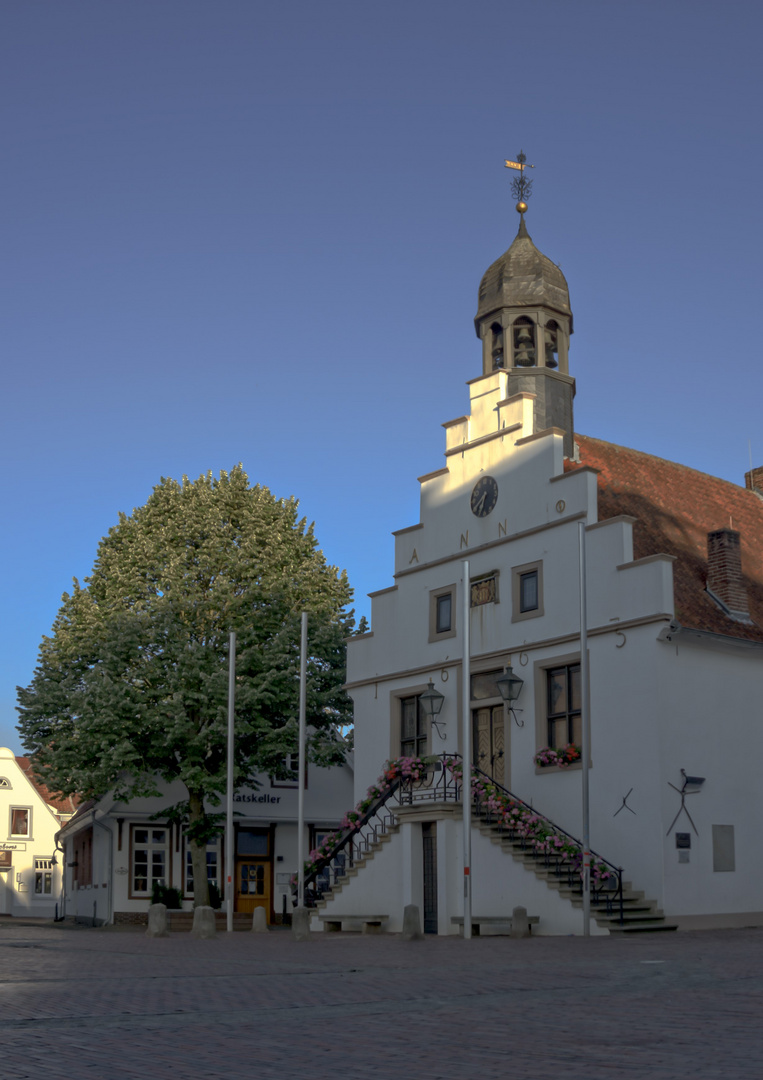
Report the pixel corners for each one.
[190,905,217,939]
[401,903,424,941]
[291,906,311,941]
[146,903,169,938]
[510,905,531,939]
[252,906,269,933]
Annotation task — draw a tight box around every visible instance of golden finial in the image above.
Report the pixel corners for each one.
[505,150,534,213]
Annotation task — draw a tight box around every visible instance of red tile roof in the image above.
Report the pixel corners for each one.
[570,435,763,642]
[16,757,80,818]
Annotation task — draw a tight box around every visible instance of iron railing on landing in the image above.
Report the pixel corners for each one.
[297,753,624,923]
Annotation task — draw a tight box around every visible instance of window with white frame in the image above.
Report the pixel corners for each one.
[271,751,306,788]
[34,858,53,895]
[131,826,169,896]
[10,807,31,837]
[184,840,219,896]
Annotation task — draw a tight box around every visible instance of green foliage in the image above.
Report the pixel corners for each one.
[17,466,355,897]
[152,883,183,910]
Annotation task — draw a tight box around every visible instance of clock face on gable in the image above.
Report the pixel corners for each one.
[470,475,498,518]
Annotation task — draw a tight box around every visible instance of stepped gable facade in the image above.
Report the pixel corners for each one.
[314,201,763,936]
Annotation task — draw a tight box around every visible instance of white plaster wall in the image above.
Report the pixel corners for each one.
[470,826,609,936]
[0,748,64,919]
[311,828,407,932]
[654,639,763,918]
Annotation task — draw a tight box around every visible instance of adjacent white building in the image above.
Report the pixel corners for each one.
[311,207,763,935]
[0,746,77,918]
[57,759,353,926]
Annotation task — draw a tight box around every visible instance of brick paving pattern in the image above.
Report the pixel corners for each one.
[0,921,761,1079]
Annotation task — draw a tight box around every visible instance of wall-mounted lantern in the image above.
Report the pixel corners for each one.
[420,680,446,740]
[496,665,525,726]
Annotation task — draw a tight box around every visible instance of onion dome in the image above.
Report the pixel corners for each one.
[475,216,572,332]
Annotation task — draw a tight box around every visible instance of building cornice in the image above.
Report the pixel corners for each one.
[393,510,587,580]
[657,621,763,654]
[344,612,674,691]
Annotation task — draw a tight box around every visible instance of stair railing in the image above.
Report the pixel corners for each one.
[296,772,404,906]
[468,761,624,924]
[295,752,624,924]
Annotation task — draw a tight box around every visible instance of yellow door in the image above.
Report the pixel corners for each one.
[235,860,270,920]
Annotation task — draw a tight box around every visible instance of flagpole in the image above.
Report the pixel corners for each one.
[226,631,236,933]
[297,612,308,910]
[462,560,472,940]
[579,523,591,936]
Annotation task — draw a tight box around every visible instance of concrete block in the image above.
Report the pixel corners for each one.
[146,903,169,938]
[401,903,423,941]
[252,906,269,933]
[291,905,311,941]
[510,905,531,939]
[191,905,217,939]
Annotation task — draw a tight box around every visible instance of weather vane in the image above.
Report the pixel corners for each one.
[505,150,534,214]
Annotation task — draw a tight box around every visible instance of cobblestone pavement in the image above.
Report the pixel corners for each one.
[0,922,761,1080]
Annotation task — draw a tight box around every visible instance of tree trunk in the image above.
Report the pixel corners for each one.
[188,790,211,908]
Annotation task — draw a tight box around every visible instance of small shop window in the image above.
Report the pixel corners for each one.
[10,808,30,837]
[34,858,53,895]
[184,840,219,895]
[237,829,270,857]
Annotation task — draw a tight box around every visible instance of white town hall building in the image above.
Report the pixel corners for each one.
[308,198,763,936]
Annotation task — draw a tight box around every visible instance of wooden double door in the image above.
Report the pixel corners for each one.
[234,827,272,922]
[473,705,505,785]
[235,860,271,919]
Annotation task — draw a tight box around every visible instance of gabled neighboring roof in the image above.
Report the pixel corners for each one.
[16,757,80,818]
[570,435,763,642]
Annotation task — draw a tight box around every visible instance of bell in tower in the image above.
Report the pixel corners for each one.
[474,154,576,456]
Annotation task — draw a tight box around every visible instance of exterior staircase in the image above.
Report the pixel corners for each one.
[299,754,677,934]
[311,823,400,912]
[476,815,678,933]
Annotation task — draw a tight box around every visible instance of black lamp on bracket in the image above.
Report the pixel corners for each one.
[420,679,446,740]
[496,664,525,726]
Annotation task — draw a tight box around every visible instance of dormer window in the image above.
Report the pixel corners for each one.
[544,321,559,368]
[513,317,536,367]
[490,322,505,369]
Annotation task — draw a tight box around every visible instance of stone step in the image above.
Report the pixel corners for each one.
[478,810,672,936]
[607,920,679,934]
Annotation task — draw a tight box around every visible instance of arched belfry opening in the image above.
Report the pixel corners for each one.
[474,208,576,456]
[512,316,536,367]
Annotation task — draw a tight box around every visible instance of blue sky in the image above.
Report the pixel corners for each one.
[2,0,762,752]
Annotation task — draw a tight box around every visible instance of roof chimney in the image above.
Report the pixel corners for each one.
[745,465,763,496]
[706,528,751,622]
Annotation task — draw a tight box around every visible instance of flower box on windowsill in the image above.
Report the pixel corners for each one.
[534,744,582,771]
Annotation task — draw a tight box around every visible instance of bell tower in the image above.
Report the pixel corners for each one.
[474,154,575,456]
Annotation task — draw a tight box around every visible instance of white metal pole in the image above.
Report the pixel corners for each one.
[226,631,236,933]
[297,612,308,910]
[461,560,472,940]
[578,523,591,937]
